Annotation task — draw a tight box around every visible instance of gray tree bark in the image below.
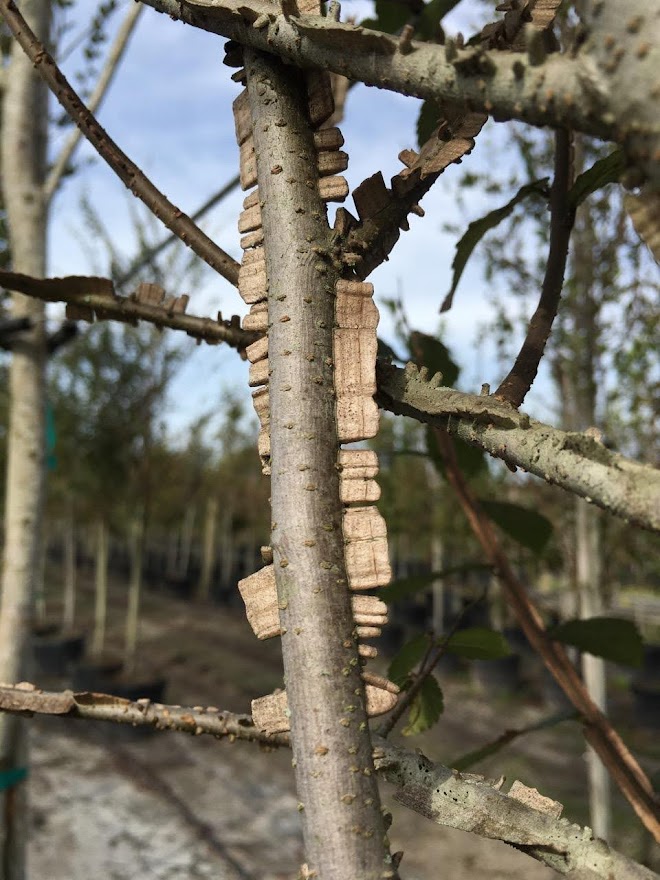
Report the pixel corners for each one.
[245,50,393,879]
[0,1,51,876]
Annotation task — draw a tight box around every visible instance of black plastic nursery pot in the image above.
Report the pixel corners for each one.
[32,626,86,678]
[71,657,124,693]
[473,653,522,696]
[630,679,660,730]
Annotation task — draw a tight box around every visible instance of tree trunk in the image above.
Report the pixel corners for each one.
[562,157,611,840]
[245,50,391,879]
[577,497,611,840]
[91,518,109,658]
[0,1,51,876]
[177,502,196,579]
[61,502,76,633]
[123,516,144,675]
[196,496,218,601]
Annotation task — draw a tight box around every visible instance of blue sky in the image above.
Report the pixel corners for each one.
[45,0,557,443]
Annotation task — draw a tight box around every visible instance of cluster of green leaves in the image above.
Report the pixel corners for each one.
[388,627,511,735]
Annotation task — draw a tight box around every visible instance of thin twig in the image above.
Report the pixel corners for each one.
[378,591,486,738]
[115,174,241,289]
[431,426,660,842]
[0,0,240,287]
[495,129,575,407]
[0,683,290,746]
[45,2,144,202]
[0,271,255,351]
[450,708,579,772]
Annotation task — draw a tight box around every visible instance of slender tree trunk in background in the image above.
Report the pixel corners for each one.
[91,519,109,658]
[218,507,234,591]
[177,503,196,579]
[431,535,445,635]
[561,165,611,840]
[61,503,76,632]
[577,497,610,839]
[34,526,47,626]
[0,1,51,876]
[197,497,218,601]
[123,516,144,675]
[166,526,178,577]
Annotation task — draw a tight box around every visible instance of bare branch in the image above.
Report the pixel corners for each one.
[0,271,255,351]
[376,362,660,534]
[430,427,660,841]
[44,1,144,202]
[244,48,391,878]
[0,0,240,287]
[0,683,653,879]
[375,739,659,880]
[495,128,575,407]
[338,0,562,280]
[0,683,289,746]
[138,0,660,189]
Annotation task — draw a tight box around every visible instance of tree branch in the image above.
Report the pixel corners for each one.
[0,271,254,351]
[376,361,660,533]
[430,427,660,842]
[0,683,289,745]
[5,269,657,531]
[337,0,562,280]
[375,739,659,880]
[44,1,144,202]
[495,128,575,407]
[138,0,660,189]
[0,0,240,287]
[0,683,653,880]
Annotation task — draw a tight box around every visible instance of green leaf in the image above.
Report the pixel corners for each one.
[408,331,460,387]
[444,626,511,660]
[480,499,553,556]
[442,179,549,312]
[417,0,463,40]
[402,675,444,735]
[377,337,404,363]
[417,100,442,148]
[426,424,486,479]
[549,617,643,668]
[388,634,431,688]
[380,563,493,604]
[569,149,626,208]
[365,0,410,34]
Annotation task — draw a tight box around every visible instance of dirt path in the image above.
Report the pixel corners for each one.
[26,573,657,879]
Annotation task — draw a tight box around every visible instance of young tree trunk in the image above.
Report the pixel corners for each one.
[196,496,218,601]
[61,502,76,633]
[177,502,196,579]
[91,518,109,658]
[245,50,391,879]
[123,516,144,675]
[218,507,234,592]
[577,497,610,840]
[0,1,51,876]
[562,169,611,841]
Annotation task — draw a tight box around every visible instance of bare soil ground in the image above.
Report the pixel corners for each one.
[26,568,660,879]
